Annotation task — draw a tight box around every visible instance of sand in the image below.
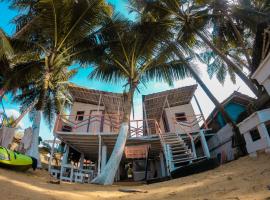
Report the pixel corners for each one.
[1,152,270,200]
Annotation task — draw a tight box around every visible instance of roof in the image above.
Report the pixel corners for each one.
[205,91,255,126]
[69,83,124,115]
[143,85,197,132]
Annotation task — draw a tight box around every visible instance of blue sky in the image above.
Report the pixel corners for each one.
[0,0,255,140]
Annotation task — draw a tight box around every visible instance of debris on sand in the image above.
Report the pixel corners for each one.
[118,188,148,193]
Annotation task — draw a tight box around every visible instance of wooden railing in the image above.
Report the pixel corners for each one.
[129,119,160,137]
[172,114,208,134]
[54,114,121,134]
[54,114,161,137]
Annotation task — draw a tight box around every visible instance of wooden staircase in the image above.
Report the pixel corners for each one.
[159,132,193,172]
[159,131,209,174]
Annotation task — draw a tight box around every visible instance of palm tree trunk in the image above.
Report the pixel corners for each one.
[194,30,260,97]
[91,83,137,185]
[12,101,37,128]
[26,110,42,168]
[188,65,233,125]
[188,65,246,155]
[225,14,252,70]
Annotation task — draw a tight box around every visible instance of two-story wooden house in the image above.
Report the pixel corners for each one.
[52,84,211,183]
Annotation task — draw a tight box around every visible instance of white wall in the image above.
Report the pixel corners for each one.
[243,127,270,154]
[252,53,270,95]
[67,102,117,134]
[207,124,235,162]
[238,108,270,154]
[160,103,199,134]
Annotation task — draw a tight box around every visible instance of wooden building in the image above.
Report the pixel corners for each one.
[51,84,211,183]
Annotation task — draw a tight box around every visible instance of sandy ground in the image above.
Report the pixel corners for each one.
[1,153,270,200]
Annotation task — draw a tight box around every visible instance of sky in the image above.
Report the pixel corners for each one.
[0,0,255,140]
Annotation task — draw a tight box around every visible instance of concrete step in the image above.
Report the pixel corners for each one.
[170,146,188,150]
[172,157,193,164]
[165,141,185,146]
[171,149,190,154]
[164,138,182,142]
[172,149,191,154]
[164,137,181,140]
[172,153,192,159]
[169,144,187,148]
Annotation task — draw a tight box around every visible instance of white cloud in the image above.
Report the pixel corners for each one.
[5,109,25,129]
[5,109,20,118]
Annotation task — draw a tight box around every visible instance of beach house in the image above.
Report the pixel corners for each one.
[51,84,212,183]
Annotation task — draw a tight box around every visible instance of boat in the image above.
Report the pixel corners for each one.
[0,146,37,171]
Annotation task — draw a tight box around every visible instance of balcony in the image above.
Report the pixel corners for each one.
[54,114,161,137]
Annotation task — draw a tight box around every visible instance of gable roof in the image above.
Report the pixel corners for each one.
[205,91,255,126]
[143,84,197,121]
[68,83,124,114]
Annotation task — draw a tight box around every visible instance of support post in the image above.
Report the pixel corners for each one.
[60,144,70,180]
[101,145,107,172]
[48,135,56,173]
[62,144,70,165]
[144,146,150,180]
[80,153,84,170]
[97,94,102,174]
[166,144,173,172]
[194,95,208,129]
[97,135,102,175]
[96,94,102,134]
[143,102,150,135]
[159,152,166,177]
[190,137,197,159]
[199,130,210,158]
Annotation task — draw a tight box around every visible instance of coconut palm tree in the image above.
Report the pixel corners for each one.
[128,1,247,154]
[196,0,270,90]
[1,0,112,161]
[89,16,192,185]
[134,0,261,97]
[231,0,270,33]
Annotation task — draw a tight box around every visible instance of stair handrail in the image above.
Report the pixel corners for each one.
[154,120,172,175]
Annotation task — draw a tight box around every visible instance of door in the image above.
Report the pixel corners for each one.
[87,110,104,134]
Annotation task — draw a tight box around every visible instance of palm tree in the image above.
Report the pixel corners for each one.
[231,0,270,33]
[1,0,112,161]
[136,0,261,97]
[89,17,191,185]
[198,0,270,91]
[129,1,247,154]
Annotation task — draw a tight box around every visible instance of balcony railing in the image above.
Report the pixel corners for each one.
[172,114,208,134]
[54,114,161,137]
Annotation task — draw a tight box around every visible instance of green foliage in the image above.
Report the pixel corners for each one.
[89,16,191,93]
[3,0,112,129]
[135,0,265,87]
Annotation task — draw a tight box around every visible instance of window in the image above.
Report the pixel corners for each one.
[175,112,187,122]
[250,128,261,142]
[76,111,85,121]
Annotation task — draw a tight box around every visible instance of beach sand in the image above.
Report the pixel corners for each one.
[1,152,270,200]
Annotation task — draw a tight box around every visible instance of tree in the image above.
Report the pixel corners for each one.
[1,0,112,161]
[89,16,191,185]
[129,1,247,154]
[136,0,261,97]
